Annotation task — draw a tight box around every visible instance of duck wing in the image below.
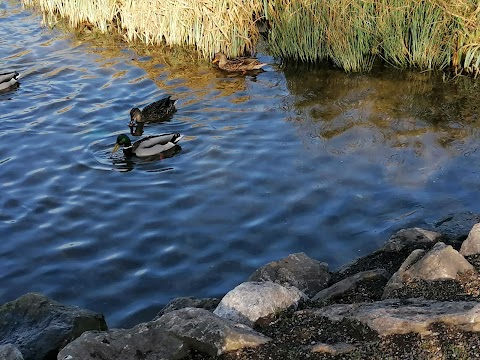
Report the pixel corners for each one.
[133,133,183,157]
[238,58,260,65]
[141,96,177,121]
[223,58,266,71]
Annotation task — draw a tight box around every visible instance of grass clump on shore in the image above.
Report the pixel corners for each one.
[22,0,263,59]
[23,0,480,76]
[118,0,263,58]
[266,0,480,75]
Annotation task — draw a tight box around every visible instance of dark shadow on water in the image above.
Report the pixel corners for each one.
[0,82,20,97]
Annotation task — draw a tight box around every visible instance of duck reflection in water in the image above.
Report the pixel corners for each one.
[128,121,145,136]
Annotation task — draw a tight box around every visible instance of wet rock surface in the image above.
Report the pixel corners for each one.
[156,296,221,318]
[0,292,107,360]
[248,252,330,298]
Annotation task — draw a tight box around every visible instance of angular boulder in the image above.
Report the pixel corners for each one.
[0,293,107,360]
[248,252,330,298]
[155,307,271,356]
[312,268,390,302]
[382,243,474,299]
[214,282,306,327]
[407,242,474,280]
[460,223,480,256]
[306,299,480,336]
[382,249,425,299]
[333,227,442,282]
[59,308,270,359]
[57,321,188,360]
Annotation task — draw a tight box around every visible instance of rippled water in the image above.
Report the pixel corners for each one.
[2,1,480,328]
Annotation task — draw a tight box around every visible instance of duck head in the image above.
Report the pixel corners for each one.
[112,134,132,153]
[212,52,227,66]
[129,108,143,127]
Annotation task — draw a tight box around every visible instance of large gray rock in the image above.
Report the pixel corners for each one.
[333,228,442,283]
[312,269,390,302]
[0,344,23,360]
[460,223,480,256]
[306,299,480,336]
[59,308,269,359]
[57,321,188,360]
[0,293,107,360]
[214,281,306,327]
[407,242,474,280]
[382,243,474,299]
[248,252,330,298]
[156,296,220,318]
[155,307,271,356]
[382,249,425,299]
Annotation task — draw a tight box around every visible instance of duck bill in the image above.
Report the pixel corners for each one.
[212,58,219,64]
[112,143,120,153]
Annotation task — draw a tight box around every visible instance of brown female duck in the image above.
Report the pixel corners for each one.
[129,96,177,127]
[212,52,266,73]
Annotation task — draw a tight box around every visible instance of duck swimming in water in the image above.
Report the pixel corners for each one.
[129,96,177,128]
[112,133,183,158]
[212,52,267,73]
[0,71,20,91]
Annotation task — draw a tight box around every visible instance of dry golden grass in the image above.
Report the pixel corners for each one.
[22,0,480,75]
[23,0,263,59]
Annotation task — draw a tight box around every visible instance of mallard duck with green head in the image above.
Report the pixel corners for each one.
[129,96,177,128]
[112,133,183,158]
[212,52,267,73]
[0,71,20,90]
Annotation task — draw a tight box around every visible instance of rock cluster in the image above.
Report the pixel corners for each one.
[1,213,480,360]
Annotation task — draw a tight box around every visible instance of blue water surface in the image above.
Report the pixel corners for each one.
[1,0,480,328]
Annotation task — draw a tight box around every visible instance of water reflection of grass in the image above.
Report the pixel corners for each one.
[283,63,479,185]
[54,25,252,101]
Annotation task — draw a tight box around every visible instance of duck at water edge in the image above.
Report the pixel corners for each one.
[0,71,20,91]
[112,133,183,158]
[212,52,267,73]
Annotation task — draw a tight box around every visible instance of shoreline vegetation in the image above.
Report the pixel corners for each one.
[22,0,480,76]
